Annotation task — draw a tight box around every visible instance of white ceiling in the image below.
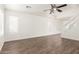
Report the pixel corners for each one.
[5,4,79,18]
[5,4,50,12]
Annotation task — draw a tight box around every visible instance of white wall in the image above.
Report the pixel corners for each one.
[5,4,79,42]
[5,10,61,41]
[61,14,79,41]
[0,5,4,51]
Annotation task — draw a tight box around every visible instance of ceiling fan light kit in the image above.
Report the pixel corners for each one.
[44,4,67,14]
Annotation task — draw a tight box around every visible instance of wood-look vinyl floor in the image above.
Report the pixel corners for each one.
[1,34,79,54]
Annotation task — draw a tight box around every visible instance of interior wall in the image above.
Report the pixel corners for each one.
[61,14,79,41]
[4,4,79,42]
[5,10,61,41]
[0,4,4,51]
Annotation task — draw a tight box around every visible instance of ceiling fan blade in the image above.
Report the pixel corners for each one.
[57,4,67,8]
[56,9,62,12]
[49,9,54,14]
[49,10,52,14]
[50,4,55,9]
[50,4,54,7]
[53,4,56,8]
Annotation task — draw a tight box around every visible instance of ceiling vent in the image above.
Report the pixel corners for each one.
[26,6,31,8]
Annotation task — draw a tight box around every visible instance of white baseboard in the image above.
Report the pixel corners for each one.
[5,33,61,42]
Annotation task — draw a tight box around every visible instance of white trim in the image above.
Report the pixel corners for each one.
[5,33,61,42]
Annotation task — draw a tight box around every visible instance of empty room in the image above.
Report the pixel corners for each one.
[0,4,79,54]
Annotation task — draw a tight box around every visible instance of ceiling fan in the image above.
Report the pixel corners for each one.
[44,4,67,14]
